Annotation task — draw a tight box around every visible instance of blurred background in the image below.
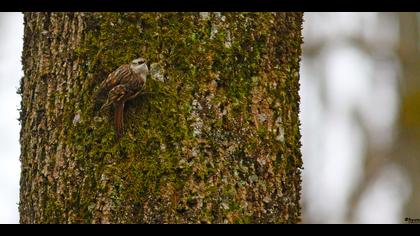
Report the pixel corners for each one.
[0,12,418,224]
[301,12,419,223]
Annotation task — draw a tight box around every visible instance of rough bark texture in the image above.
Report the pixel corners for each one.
[19,12,303,224]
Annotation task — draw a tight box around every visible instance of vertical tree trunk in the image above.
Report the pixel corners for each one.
[397,12,420,220]
[19,12,303,224]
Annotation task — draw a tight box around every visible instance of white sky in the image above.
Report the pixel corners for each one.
[0,12,23,224]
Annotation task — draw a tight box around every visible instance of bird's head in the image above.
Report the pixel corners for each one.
[130,58,149,76]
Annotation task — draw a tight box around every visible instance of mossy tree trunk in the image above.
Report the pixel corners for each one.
[19,12,303,224]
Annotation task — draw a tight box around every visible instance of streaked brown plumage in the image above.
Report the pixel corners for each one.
[96,58,149,138]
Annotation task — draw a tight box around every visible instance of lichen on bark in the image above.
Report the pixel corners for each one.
[19,12,303,224]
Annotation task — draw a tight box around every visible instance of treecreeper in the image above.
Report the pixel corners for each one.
[95,58,149,138]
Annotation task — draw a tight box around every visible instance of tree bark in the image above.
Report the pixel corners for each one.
[19,12,303,224]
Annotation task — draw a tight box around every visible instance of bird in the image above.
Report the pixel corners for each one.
[95,58,149,139]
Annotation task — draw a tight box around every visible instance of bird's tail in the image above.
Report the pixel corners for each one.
[114,102,124,139]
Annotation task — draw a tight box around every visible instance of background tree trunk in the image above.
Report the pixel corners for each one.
[397,12,420,221]
[19,12,303,224]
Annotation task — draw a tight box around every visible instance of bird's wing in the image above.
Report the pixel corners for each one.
[99,84,129,110]
[100,64,132,90]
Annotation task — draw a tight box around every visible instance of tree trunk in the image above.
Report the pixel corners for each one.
[19,12,303,224]
[397,12,420,221]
